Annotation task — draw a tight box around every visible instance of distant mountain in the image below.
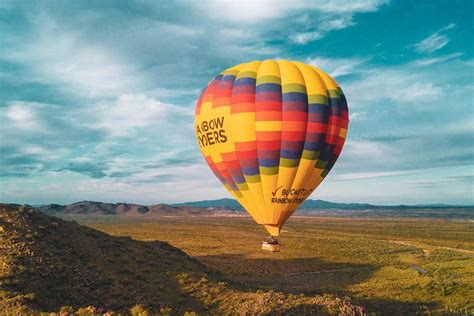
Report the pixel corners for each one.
[174,198,473,210]
[36,201,149,216]
[173,198,474,219]
[13,198,473,220]
[173,198,242,209]
[36,200,240,217]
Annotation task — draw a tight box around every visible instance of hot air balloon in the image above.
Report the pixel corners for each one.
[195,60,349,251]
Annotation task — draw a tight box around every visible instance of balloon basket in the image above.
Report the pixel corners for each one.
[262,238,280,252]
[262,243,280,252]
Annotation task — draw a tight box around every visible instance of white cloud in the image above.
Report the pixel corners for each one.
[313,54,447,110]
[344,67,443,106]
[307,56,368,77]
[5,102,41,129]
[314,0,389,13]
[92,93,186,137]
[349,111,367,121]
[292,15,355,45]
[189,0,387,24]
[293,32,324,44]
[413,52,462,66]
[187,0,298,23]
[342,139,387,161]
[1,14,148,98]
[334,170,414,180]
[291,0,388,44]
[186,0,387,45]
[413,23,456,54]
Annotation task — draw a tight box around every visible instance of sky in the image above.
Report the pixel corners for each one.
[1,0,473,205]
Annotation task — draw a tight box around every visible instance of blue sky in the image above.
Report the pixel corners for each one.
[1,0,473,205]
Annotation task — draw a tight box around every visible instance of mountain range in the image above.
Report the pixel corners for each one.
[173,198,471,210]
[30,199,473,219]
[35,200,240,217]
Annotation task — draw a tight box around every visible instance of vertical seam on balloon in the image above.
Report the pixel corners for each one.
[307,66,330,177]
[281,65,331,226]
[229,62,261,224]
[328,87,348,173]
[310,65,337,178]
[255,59,276,225]
[212,72,240,196]
[220,70,246,200]
[277,61,309,225]
[245,61,266,224]
[273,60,284,225]
[255,60,269,224]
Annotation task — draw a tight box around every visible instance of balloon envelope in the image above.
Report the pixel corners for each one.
[195,60,349,236]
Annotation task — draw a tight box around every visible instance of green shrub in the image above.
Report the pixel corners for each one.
[59,305,75,314]
[130,304,149,316]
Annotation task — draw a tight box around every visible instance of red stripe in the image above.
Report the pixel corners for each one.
[282,111,307,121]
[224,160,241,169]
[307,122,327,133]
[256,131,281,141]
[256,140,281,150]
[281,140,305,150]
[235,141,256,151]
[232,93,255,103]
[255,101,282,111]
[239,158,259,168]
[282,131,306,141]
[256,91,281,101]
[221,151,238,160]
[257,149,280,158]
[236,149,258,160]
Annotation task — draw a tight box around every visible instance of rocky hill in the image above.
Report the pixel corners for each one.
[0,204,364,315]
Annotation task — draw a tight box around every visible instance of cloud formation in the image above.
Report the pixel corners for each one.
[0,1,472,205]
[413,23,456,54]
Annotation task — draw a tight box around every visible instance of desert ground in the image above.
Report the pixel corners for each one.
[72,215,474,315]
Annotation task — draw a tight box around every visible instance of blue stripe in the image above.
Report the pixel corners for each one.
[259,158,280,167]
[304,141,323,151]
[280,149,302,159]
[234,77,256,86]
[222,75,236,82]
[283,92,307,102]
[242,166,260,175]
[231,173,245,183]
[308,104,328,113]
[256,83,281,93]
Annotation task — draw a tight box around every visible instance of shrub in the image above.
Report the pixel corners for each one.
[130,304,149,316]
[59,305,75,314]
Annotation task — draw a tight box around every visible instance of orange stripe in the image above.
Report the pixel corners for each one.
[282,121,306,132]
[256,111,282,121]
[256,131,281,141]
[232,102,255,113]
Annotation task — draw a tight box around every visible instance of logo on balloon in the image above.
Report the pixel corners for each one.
[196,116,228,148]
[271,188,312,204]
